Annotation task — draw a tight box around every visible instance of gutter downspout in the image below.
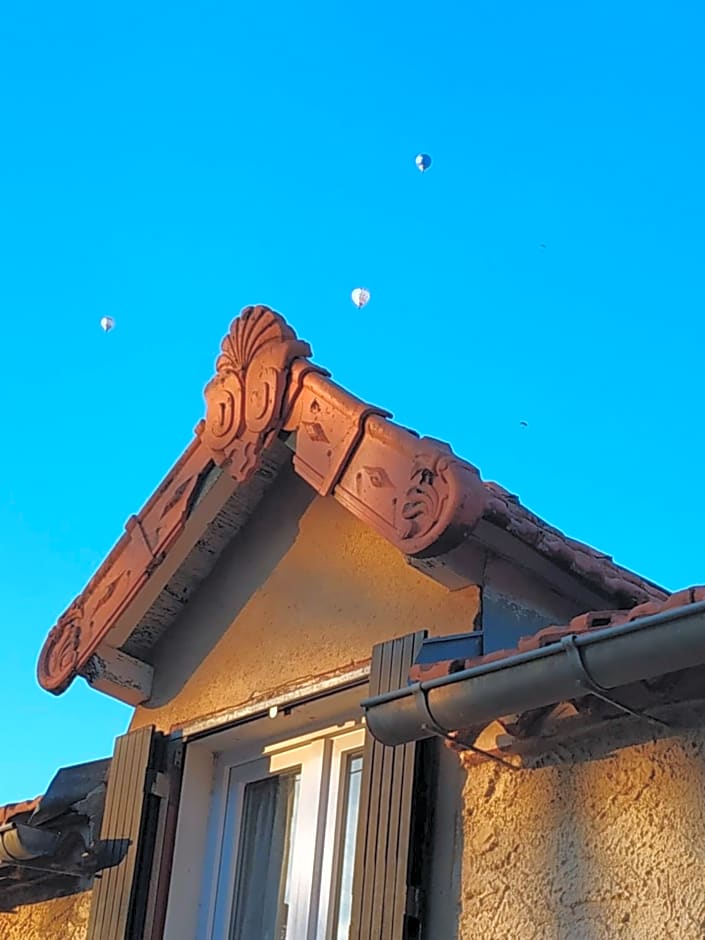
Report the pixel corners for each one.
[362,600,705,746]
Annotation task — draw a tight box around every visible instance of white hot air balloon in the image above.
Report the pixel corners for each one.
[100,316,115,333]
[415,153,432,173]
[351,287,370,309]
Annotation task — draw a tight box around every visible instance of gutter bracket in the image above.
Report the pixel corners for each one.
[414,686,519,770]
[413,685,451,739]
[560,634,670,730]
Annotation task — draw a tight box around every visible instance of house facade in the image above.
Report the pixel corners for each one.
[3,305,705,939]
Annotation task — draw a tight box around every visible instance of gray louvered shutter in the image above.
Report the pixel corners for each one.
[86,725,169,940]
[349,630,427,940]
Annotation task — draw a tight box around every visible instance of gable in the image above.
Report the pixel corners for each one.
[37,305,666,708]
[130,466,481,734]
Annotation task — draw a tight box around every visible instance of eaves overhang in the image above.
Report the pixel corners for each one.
[37,305,667,705]
[362,595,705,747]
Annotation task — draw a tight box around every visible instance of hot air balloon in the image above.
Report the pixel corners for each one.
[100,316,115,333]
[415,153,431,173]
[351,287,370,309]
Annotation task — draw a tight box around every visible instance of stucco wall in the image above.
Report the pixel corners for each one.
[460,725,705,939]
[0,891,91,940]
[132,468,480,733]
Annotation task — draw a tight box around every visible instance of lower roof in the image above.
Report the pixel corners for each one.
[410,585,705,684]
[0,758,111,912]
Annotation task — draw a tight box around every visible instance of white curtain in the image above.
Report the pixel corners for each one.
[229,773,297,940]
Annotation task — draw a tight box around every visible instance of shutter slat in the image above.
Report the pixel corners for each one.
[111,730,143,934]
[386,635,419,938]
[94,732,134,933]
[349,641,384,937]
[358,639,392,937]
[86,725,157,940]
[350,630,426,940]
[106,732,138,933]
[374,634,411,940]
[368,639,397,938]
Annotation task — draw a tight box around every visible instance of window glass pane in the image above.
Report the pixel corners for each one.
[229,770,301,940]
[333,753,363,940]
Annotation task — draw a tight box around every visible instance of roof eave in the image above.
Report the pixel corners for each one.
[363,597,705,747]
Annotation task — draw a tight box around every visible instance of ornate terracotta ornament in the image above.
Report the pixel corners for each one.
[199,306,312,482]
[334,420,488,557]
[37,603,83,694]
[399,452,467,552]
[392,447,488,555]
[283,370,390,497]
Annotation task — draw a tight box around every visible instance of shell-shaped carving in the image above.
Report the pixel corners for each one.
[215,306,308,376]
[37,607,83,694]
[200,306,312,482]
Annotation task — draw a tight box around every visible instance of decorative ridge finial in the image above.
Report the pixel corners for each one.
[198,305,312,482]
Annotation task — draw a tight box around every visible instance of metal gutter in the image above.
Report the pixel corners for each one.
[361,601,705,746]
[0,823,59,864]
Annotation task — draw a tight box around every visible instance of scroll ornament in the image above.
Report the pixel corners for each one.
[38,603,83,694]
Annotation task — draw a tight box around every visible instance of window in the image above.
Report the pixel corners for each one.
[199,726,365,940]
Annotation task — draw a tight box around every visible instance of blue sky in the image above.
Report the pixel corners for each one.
[1,0,703,803]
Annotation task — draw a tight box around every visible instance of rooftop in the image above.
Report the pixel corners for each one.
[37,305,666,704]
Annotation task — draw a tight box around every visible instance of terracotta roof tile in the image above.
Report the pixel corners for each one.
[482,480,663,606]
[409,586,705,683]
[0,797,41,827]
[36,305,668,697]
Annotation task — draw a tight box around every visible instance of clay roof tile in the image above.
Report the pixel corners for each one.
[409,587,705,684]
[0,797,41,828]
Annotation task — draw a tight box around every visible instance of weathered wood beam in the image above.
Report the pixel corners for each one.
[82,645,154,706]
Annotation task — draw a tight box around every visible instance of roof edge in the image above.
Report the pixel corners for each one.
[363,591,705,747]
[37,305,667,699]
[410,585,705,684]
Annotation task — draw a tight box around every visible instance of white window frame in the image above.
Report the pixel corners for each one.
[316,730,364,939]
[196,725,365,940]
[162,673,369,940]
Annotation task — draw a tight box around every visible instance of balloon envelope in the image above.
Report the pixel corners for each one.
[415,153,431,172]
[351,287,370,308]
[100,316,115,332]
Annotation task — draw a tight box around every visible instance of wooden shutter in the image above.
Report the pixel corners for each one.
[349,630,427,940]
[86,725,171,940]
[142,738,185,940]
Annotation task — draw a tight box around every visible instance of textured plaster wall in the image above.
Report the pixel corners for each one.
[460,726,705,940]
[132,469,479,732]
[0,891,91,940]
